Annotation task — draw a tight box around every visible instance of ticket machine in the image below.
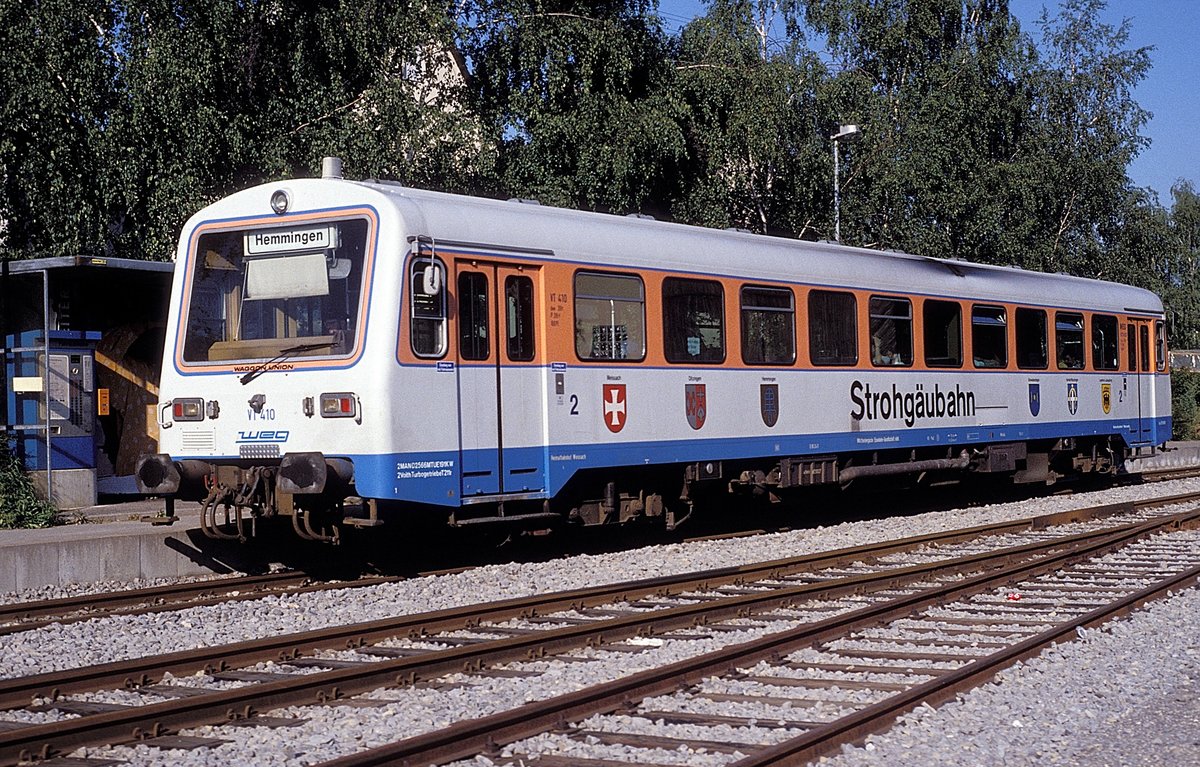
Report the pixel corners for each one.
[5,330,101,507]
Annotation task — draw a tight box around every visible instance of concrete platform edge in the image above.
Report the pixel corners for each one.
[0,516,251,593]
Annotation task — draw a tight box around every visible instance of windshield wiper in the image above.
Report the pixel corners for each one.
[239,341,336,385]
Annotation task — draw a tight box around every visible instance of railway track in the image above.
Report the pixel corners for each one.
[0,492,1196,765]
[415,518,1200,767]
[0,571,404,637]
[1137,464,1200,483]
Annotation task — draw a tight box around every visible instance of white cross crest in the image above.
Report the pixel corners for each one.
[602,383,627,433]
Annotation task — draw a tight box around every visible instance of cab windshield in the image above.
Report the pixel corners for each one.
[182,218,368,363]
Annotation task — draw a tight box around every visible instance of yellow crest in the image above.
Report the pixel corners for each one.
[1101,383,1112,415]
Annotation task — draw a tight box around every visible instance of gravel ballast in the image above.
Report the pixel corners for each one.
[819,585,1200,767]
[2,478,1199,765]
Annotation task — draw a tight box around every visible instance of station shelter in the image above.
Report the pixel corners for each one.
[2,257,173,508]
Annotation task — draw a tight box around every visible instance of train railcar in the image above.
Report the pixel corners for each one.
[136,160,1172,542]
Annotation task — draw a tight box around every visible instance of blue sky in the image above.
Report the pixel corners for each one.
[656,0,1198,205]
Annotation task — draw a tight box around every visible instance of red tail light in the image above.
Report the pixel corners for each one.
[171,398,204,421]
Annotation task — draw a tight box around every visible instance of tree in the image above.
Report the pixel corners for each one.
[0,0,119,259]
[1165,181,1200,348]
[457,0,683,213]
[108,0,482,261]
[804,0,1037,255]
[669,0,829,235]
[1009,0,1152,276]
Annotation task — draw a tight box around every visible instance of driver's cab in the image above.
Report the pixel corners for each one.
[180,218,367,365]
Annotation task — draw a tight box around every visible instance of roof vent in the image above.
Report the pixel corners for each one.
[508,198,541,205]
[626,213,655,220]
[321,156,343,179]
[725,227,753,234]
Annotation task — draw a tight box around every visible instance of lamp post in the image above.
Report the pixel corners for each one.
[831,123,860,243]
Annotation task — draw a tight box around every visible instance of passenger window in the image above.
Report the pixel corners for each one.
[574,272,646,361]
[809,290,857,365]
[741,285,795,365]
[505,276,535,362]
[1055,312,1084,370]
[971,305,1007,368]
[1016,308,1048,369]
[664,278,725,363]
[410,259,446,358]
[1156,320,1167,371]
[869,296,913,366]
[923,300,962,367]
[1092,314,1119,371]
[457,272,490,361]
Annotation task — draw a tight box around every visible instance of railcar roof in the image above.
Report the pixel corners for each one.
[224,179,1165,317]
[368,182,1161,316]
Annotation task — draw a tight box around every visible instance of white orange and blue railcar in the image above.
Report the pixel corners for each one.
[137,160,1172,542]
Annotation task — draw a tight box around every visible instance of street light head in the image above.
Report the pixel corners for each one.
[832,124,861,142]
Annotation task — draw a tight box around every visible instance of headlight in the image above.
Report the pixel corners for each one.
[319,392,356,418]
[270,189,290,215]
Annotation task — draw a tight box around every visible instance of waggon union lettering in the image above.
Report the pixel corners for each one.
[850,381,976,428]
[232,362,295,373]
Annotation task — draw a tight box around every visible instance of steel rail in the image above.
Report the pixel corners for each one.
[0,493,1175,711]
[0,573,413,638]
[307,509,1200,767]
[1140,465,1200,482]
[0,572,315,632]
[2,509,1194,766]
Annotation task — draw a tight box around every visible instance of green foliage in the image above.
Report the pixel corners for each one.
[1171,369,1200,441]
[0,443,56,529]
[0,0,1194,352]
[0,0,119,258]
[458,0,683,212]
[106,0,480,260]
[669,0,829,234]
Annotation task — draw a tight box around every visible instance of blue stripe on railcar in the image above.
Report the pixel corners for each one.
[171,412,1172,508]
[335,413,1173,507]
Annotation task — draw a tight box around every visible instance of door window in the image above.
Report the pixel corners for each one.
[458,271,490,361]
[505,275,535,361]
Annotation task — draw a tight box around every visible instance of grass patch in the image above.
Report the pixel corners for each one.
[0,440,56,529]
